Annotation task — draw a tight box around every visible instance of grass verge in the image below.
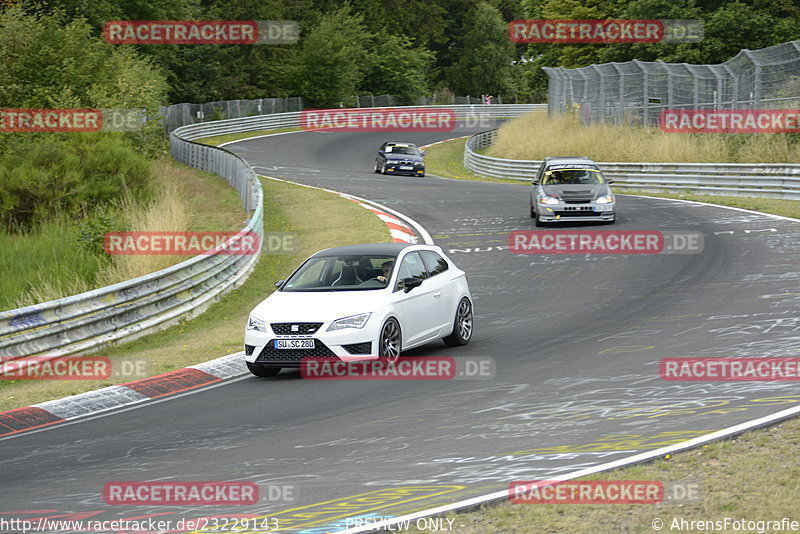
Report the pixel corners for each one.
[489,112,800,163]
[0,175,390,412]
[407,416,800,533]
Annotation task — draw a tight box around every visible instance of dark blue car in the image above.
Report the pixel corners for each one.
[374,142,426,177]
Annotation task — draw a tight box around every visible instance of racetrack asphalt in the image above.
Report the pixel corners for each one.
[3,123,800,533]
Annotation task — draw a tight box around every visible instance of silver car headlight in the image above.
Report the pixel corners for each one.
[539,195,560,205]
[327,313,372,332]
[247,316,268,333]
[596,195,615,204]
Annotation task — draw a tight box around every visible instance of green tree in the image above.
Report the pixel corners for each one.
[446,1,516,96]
[286,6,371,107]
[360,35,435,104]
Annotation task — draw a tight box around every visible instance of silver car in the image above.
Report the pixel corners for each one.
[530,157,616,226]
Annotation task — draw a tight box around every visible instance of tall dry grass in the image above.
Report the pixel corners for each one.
[487,112,800,163]
[11,166,192,308]
[95,177,191,287]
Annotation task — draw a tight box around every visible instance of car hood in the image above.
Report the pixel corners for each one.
[250,289,389,323]
[542,183,608,201]
[385,153,423,163]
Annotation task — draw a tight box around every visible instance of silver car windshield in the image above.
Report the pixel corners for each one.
[543,169,604,185]
[282,255,396,291]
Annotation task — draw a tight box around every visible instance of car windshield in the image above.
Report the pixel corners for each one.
[281,254,396,291]
[543,168,604,185]
[386,146,418,155]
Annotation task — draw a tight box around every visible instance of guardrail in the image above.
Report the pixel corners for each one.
[464,129,800,200]
[0,104,539,367]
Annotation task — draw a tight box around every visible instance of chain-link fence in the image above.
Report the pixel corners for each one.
[161,94,536,131]
[544,40,800,127]
[160,97,303,132]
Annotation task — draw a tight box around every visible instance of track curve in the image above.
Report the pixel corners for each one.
[2,124,800,533]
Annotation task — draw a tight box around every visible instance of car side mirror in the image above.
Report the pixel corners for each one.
[420,151,426,157]
[607,179,615,184]
[532,180,539,185]
[402,277,423,293]
[378,150,385,156]
[274,279,285,289]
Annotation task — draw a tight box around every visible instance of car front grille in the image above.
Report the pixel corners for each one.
[555,209,603,217]
[257,339,337,362]
[343,342,372,355]
[271,322,322,335]
[560,206,595,211]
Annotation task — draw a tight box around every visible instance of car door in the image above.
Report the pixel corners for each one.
[390,251,441,347]
[420,250,453,333]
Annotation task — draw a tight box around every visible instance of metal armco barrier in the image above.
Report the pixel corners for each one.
[464,129,800,200]
[0,104,539,367]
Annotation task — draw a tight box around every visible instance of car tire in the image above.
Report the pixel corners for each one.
[373,161,381,173]
[247,362,281,377]
[419,172,426,177]
[443,297,473,347]
[378,318,402,364]
[534,213,546,227]
[380,162,388,175]
[530,204,536,218]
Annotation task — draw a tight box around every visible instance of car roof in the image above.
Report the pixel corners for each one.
[385,142,417,147]
[544,157,600,169]
[544,157,598,167]
[313,243,415,257]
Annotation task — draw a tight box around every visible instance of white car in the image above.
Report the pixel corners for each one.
[244,243,473,377]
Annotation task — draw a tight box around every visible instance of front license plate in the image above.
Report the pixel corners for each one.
[275,339,314,349]
[400,166,413,170]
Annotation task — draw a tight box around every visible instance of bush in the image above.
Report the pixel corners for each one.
[0,135,152,231]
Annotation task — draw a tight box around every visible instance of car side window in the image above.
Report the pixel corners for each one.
[420,251,448,277]
[395,252,428,290]
[535,166,543,184]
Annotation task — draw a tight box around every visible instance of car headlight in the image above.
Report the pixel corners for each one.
[327,313,372,332]
[539,196,560,205]
[596,195,615,204]
[247,316,267,333]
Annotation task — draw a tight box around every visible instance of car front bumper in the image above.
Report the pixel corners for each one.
[537,203,615,223]
[244,320,381,367]
[383,164,425,176]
